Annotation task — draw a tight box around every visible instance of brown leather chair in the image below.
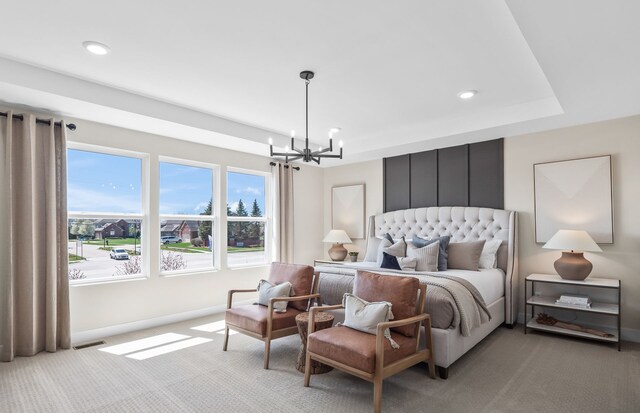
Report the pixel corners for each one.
[224,262,320,369]
[304,271,435,413]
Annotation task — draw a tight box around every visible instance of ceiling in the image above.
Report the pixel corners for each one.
[1,0,639,166]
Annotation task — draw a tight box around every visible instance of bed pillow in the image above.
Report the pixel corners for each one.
[341,293,399,349]
[397,257,417,271]
[257,279,292,313]
[479,239,503,269]
[376,238,407,266]
[412,235,450,271]
[447,240,486,271]
[363,237,381,262]
[380,252,402,270]
[406,241,439,272]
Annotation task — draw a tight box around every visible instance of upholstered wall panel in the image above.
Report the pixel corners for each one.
[383,154,410,212]
[469,138,504,209]
[410,150,438,208]
[383,138,503,212]
[437,144,469,206]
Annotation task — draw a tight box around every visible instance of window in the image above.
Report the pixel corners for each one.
[226,170,270,267]
[67,147,146,283]
[159,159,217,273]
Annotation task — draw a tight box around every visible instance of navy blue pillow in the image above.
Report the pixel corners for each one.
[412,235,450,271]
[380,252,401,270]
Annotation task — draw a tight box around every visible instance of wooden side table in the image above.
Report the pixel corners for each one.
[295,312,335,374]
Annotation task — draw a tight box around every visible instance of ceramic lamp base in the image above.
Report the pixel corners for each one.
[554,251,593,280]
[328,243,348,261]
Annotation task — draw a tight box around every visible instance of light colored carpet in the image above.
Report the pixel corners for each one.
[1,313,638,413]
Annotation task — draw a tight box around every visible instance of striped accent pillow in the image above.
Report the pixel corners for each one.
[406,241,439,272]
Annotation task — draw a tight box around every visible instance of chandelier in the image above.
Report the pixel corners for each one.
[269,70,343,164]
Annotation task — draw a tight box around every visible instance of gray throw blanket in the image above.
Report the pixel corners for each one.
[315,264,491,337]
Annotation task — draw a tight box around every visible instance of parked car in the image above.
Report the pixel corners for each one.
[161,236,182,244]
[110,248,130,260]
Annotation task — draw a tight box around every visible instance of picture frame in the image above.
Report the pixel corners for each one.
[534,155,613,244]
[332,184,365,239]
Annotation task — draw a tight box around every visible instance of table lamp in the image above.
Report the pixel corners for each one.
[322,229,352,261]
[542,229,602,280]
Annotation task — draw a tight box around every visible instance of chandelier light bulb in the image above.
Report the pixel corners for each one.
[268,137,273,145]
[319,146,323,151]
[339,140,344,148]
[285,145,290,153]
[291,130,296,138]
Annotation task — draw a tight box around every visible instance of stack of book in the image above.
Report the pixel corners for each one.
[556,294,591,308]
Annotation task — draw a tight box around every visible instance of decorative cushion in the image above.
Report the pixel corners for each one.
[257,279,292,313]
[383,233,394,243]
[479,239,503,269]
[268,262,314,311]
[225,305,302,337]
[307,326,417,374]
[342,293,394,339]
[447,240,486,271]
[363,237,381,262]
[353,271,420,337]
[397,257,417,271]
[376,238,406,266]
[412,235,450,271]
[380,252,401,270]
[406,241,439,272]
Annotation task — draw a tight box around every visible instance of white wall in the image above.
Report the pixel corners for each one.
[323,115,640,339]
[322,160,383,259]
[6,116,325,340]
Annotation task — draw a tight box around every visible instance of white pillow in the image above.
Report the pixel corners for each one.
[341,293,399,349]
[397,257,417,271]
[257,279,292,313]
[479,239,502,269]
[375,238,406,266]
[363,237,381,262]
[406,241,439,272]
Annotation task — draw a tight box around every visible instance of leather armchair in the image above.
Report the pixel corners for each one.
[304,271,435,413]
[223,262,320,369]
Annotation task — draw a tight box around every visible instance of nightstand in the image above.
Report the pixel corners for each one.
[524,273,621,350]
[313,259,347,266]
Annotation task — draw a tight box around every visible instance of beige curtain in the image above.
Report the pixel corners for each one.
[272,162,294,263]
[0,111,70,362]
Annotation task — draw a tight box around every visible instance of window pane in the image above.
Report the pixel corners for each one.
[160,162,213,215]
[160,220,214,272]
[227,221,266,266]
[68,218,143,282]
[227,171,265,217]
[67,149,142,214]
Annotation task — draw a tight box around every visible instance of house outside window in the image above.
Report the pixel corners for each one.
[159,158,218,274]
[226,169,270,267]
[67,145,147,283]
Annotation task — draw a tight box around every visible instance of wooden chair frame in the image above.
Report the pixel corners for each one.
[223,275,320,369]
[304,284,435,413]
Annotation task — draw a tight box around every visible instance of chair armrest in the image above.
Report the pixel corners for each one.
[375,313,430,369]
[308,304,343,334]
[227,289,257,309]
[268,293,321,305]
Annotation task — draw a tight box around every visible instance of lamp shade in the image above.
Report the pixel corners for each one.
[323,229,352,244]
[542,230,602,253]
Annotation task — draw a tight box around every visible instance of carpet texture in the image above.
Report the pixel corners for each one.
[1,314,638,413]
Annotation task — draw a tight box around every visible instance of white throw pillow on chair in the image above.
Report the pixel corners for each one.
[257,279,293,313]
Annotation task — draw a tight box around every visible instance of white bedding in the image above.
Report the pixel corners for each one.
[326,262,505,304]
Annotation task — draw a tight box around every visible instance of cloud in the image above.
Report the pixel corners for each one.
[67,184,141,214]
[193,201,209,212]
[159,187,173,195]
[236,186,262,196]
[229,201,239,212]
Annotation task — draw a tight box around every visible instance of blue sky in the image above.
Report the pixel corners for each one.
[67,150,265,216]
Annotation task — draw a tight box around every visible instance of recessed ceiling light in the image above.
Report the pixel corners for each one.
[82,41,110,56]
[458,90,477,100]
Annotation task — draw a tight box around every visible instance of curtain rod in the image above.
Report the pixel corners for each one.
[0,111,77,131]
[270,161,300,170]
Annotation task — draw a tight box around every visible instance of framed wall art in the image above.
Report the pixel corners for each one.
[332,184,365,239]
[534,155,613,244]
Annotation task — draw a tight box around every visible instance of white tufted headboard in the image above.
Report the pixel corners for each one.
[364,206,519,326]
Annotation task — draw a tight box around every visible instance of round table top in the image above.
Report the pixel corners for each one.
[295,311,334,324]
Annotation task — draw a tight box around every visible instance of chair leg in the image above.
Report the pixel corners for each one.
[263,338,271,369]
[304,351,312,387]
[428,360,436,379]
[222,327,229,351]
[373,374,383,413]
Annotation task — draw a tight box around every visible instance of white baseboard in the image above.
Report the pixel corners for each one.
[71,299,253,345]
[516,312,639,343]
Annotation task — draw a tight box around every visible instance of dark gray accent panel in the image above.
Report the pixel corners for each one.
[410,150,438,208]
[383,154,411,212]
[469,138,504,209]
[437,145,469,206]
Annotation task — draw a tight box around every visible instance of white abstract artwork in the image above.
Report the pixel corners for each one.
[332,184,365,239]
[534,155,613,244]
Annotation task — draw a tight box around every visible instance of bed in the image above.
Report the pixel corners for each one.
[314,206,518,379]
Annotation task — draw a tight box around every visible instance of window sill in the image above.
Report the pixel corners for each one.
[228,263,270,270]
[70,274,148,287]
[159,267,219,278]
